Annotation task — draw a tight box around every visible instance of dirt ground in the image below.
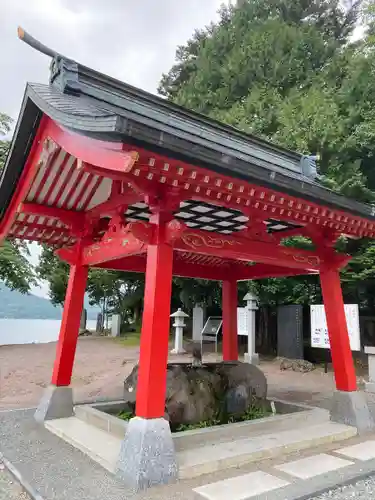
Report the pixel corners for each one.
[0,337,133,409]
[0,336,343,410]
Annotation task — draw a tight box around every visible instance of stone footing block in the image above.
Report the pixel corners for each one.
[330,390,375,435]
[244,353,259,365]
[365,381,375,393]
[116,416,178,491]
[34,385,74,423]
[170,348,186,354]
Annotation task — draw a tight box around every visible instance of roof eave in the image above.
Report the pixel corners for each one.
[2,87,374,226]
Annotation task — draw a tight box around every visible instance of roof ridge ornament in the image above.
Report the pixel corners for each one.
[300,154,320,180]
[17,26,81,96]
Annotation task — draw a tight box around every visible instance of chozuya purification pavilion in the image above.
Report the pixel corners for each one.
[1,28,374,489]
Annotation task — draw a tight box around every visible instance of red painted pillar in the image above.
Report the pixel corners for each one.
[51,262,88,386]
[135,219,173,419]
[320,267,357,392]
[222,279,238,361]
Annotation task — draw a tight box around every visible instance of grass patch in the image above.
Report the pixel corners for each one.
[116,404,269,431]
[174,404,269,432]
[118,410,133,421]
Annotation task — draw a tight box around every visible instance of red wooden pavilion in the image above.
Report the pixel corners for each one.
[1,29,374,489]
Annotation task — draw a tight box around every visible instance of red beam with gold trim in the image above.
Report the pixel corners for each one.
[79,220,349,271]
[82,230,147,266]
[20,202,85,229]
[173,228,346,271]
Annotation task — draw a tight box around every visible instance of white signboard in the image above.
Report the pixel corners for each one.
[237,307,248,336]
[310,304,360,351]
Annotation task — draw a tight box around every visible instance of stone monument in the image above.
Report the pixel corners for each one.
[243,292,259,365]
[111,314,121,337]
[170,308,189,354]
[192,304,205,342]
[277,304,303,360]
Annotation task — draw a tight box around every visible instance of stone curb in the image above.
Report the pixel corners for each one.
[253,458,375,500]
[0,451,45,500]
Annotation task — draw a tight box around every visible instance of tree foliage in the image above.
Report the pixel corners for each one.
[34,0,375,314]
[37,245,145,322]
[0,113,11,169]
[37,244,222,320]
[0,112,36,293]
[158,0,375,308]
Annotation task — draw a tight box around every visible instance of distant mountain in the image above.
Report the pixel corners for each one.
[0,285,100,320]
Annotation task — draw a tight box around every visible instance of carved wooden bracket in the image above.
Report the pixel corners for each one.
[165,219,186,244]
[241,218,275,243]
[127,221,154,243]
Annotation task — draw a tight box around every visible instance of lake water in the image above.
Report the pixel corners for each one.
[0,319,98,345]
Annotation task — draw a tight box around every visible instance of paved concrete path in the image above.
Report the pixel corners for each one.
[3,408,375,500]
[192,439,375,500]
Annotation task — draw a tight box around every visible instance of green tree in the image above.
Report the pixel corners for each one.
[37,246,69,306]
[159,0,375,307]
[0,113,11,168]
[37,245,146,326]
[34,0,375,318]
[0,112,36,293]
[173,278,222,310]
[160,0,369,201]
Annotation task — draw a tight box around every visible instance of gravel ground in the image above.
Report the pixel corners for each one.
[0,467,29,499]
[0,409,133,500]
[312,476,375,499]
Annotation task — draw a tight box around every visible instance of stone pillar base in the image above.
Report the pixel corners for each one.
[244,352,259,365]
[365,381,375,393]
[170,347,186,354]
[116,417,178,491]
[330,390,375,435]
[34,385,73,423]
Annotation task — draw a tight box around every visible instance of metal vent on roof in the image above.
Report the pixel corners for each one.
[300,155,319,180]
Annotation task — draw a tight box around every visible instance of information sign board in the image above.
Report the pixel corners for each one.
[310,304,360,351]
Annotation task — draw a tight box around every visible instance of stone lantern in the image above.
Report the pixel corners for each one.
[170,308,189,354]
[243,292,259,365]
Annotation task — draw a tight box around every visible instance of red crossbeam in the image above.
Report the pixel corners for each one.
[11,221,71,236]
[93,255,317,281]
[82,229,147,266]
[78,218,348,271]
[19,203,85,229]
[39,119,374,239]
[173,228,346,271]
[96,255,228,280]
[236,264,315,280]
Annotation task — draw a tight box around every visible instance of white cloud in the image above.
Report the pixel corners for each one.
[1,0,228,296]
[1,0,228,121]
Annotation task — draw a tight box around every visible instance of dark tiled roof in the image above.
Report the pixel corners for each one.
[1,49,374,223]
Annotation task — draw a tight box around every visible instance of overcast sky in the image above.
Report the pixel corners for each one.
[1,0,229,120]
[1,0,229,297]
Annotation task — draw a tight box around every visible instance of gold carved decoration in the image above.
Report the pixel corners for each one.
[292,254,320,266]
[181,232,241,250]
[123,151,139,173]
[37,137,59,170]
